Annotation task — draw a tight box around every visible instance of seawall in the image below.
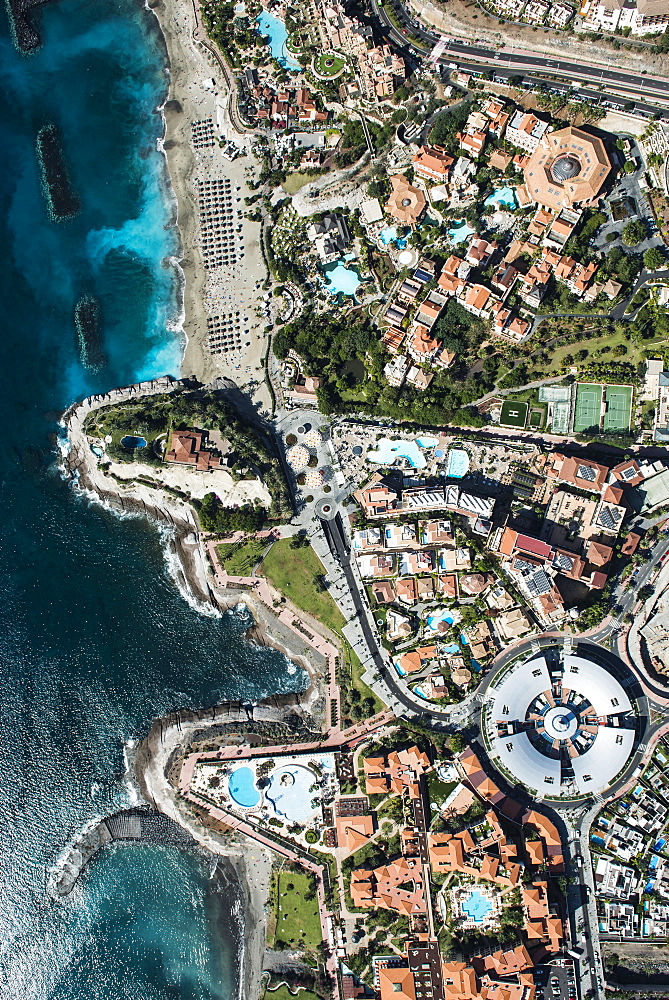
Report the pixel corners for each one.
[48,806,197,898]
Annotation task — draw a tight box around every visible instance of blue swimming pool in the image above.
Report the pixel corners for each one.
[426,609,454,632]
[462,889,492,924]
[441,643,461,654]
[120,435,147,450]
[447,220,476,244]
[322,259,361,297]
[368,438,426,469]
[265,764,317,822]
[650,855,660,869]
[256,10,300,70]
[446,448,469,478]
[394,659,407,677]
[591,834,605,846]
[416,436,439,448]
[484,186,517,210]
[655,838,666,851]
[228,766,260,808]
[379,225,408,249]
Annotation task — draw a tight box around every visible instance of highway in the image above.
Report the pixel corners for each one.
[370,0,669,112]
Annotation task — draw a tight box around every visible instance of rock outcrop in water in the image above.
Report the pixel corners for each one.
[6,0,52,51]
[75,295,106,371]
[36,124,81,222]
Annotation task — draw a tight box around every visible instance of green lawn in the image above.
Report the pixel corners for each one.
[343,636,385,714]
[260,539,346,633]
[282,172,318,195]
[216,538,268,576]
[313,52,345,77]
[271,871,321,951]
[426,771,458,811]
[265,987,321,1000]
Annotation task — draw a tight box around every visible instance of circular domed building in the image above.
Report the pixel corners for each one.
[482,642,642,801]
[523,126,612,211]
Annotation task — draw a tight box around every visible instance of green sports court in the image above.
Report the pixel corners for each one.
[573,383,603,434]
[500,399,528,428]
[603,384,633,433]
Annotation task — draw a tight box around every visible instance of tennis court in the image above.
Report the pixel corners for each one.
[573,383,603,434]
[603,384,633,432]
[500,399,528,428]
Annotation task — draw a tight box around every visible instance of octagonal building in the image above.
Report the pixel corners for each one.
[522,126,612,211]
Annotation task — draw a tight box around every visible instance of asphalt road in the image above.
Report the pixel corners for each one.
[371,0,669,112]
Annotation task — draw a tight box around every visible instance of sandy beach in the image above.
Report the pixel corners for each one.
[149,0,272,413]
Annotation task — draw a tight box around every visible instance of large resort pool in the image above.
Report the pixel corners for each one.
[265,764,317,823]
[484,186,517,210]
[462,889,493,924]
[228,766,260,808]
[446,448,469,478]
[322,259,361,297]
[256,10,301,70]
[368,436,439,469]
[223,754,335,824]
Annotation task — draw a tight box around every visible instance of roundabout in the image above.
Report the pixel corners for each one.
[481,640,646,802]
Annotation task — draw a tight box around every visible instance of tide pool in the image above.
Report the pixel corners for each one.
[256,10,300,70]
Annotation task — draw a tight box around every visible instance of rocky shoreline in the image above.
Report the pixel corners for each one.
[58,380,330,1000]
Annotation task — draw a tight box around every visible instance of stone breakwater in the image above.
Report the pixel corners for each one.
[48,807,197,898]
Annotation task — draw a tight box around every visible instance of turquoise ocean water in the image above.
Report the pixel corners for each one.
[0,0,304,996]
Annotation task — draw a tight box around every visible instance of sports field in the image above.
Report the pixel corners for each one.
[573,383,603,434]
[500,399,528,428]
[603,384,633,432]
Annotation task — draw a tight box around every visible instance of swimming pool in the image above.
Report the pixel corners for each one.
[228,766,260,808]
[265,764,317,822]
[394,659,407,677]
[322,259,361,297]
[484,186,517,210]
[416,436,439,448]
[379,225,408,249]
[447,220,476,244]
[440,642,461,654]
[655,838,666,851]
[426,609,454,633]
[446,448,469,478]
[462,889,492,924]
[368,438,427,469]
[120,435,147,449]
[413,685,429,699]
[256,10,300,70]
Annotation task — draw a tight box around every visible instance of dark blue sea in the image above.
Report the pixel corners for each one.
[0,0,304,996]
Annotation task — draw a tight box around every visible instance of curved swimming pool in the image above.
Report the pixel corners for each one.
[265,764,317,822]
[228,766,260,808]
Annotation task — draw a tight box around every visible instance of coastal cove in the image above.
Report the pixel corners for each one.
[0,0,308,997]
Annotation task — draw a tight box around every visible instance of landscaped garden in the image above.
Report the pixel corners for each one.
[216,537,269,576]
[313,51,346,78]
